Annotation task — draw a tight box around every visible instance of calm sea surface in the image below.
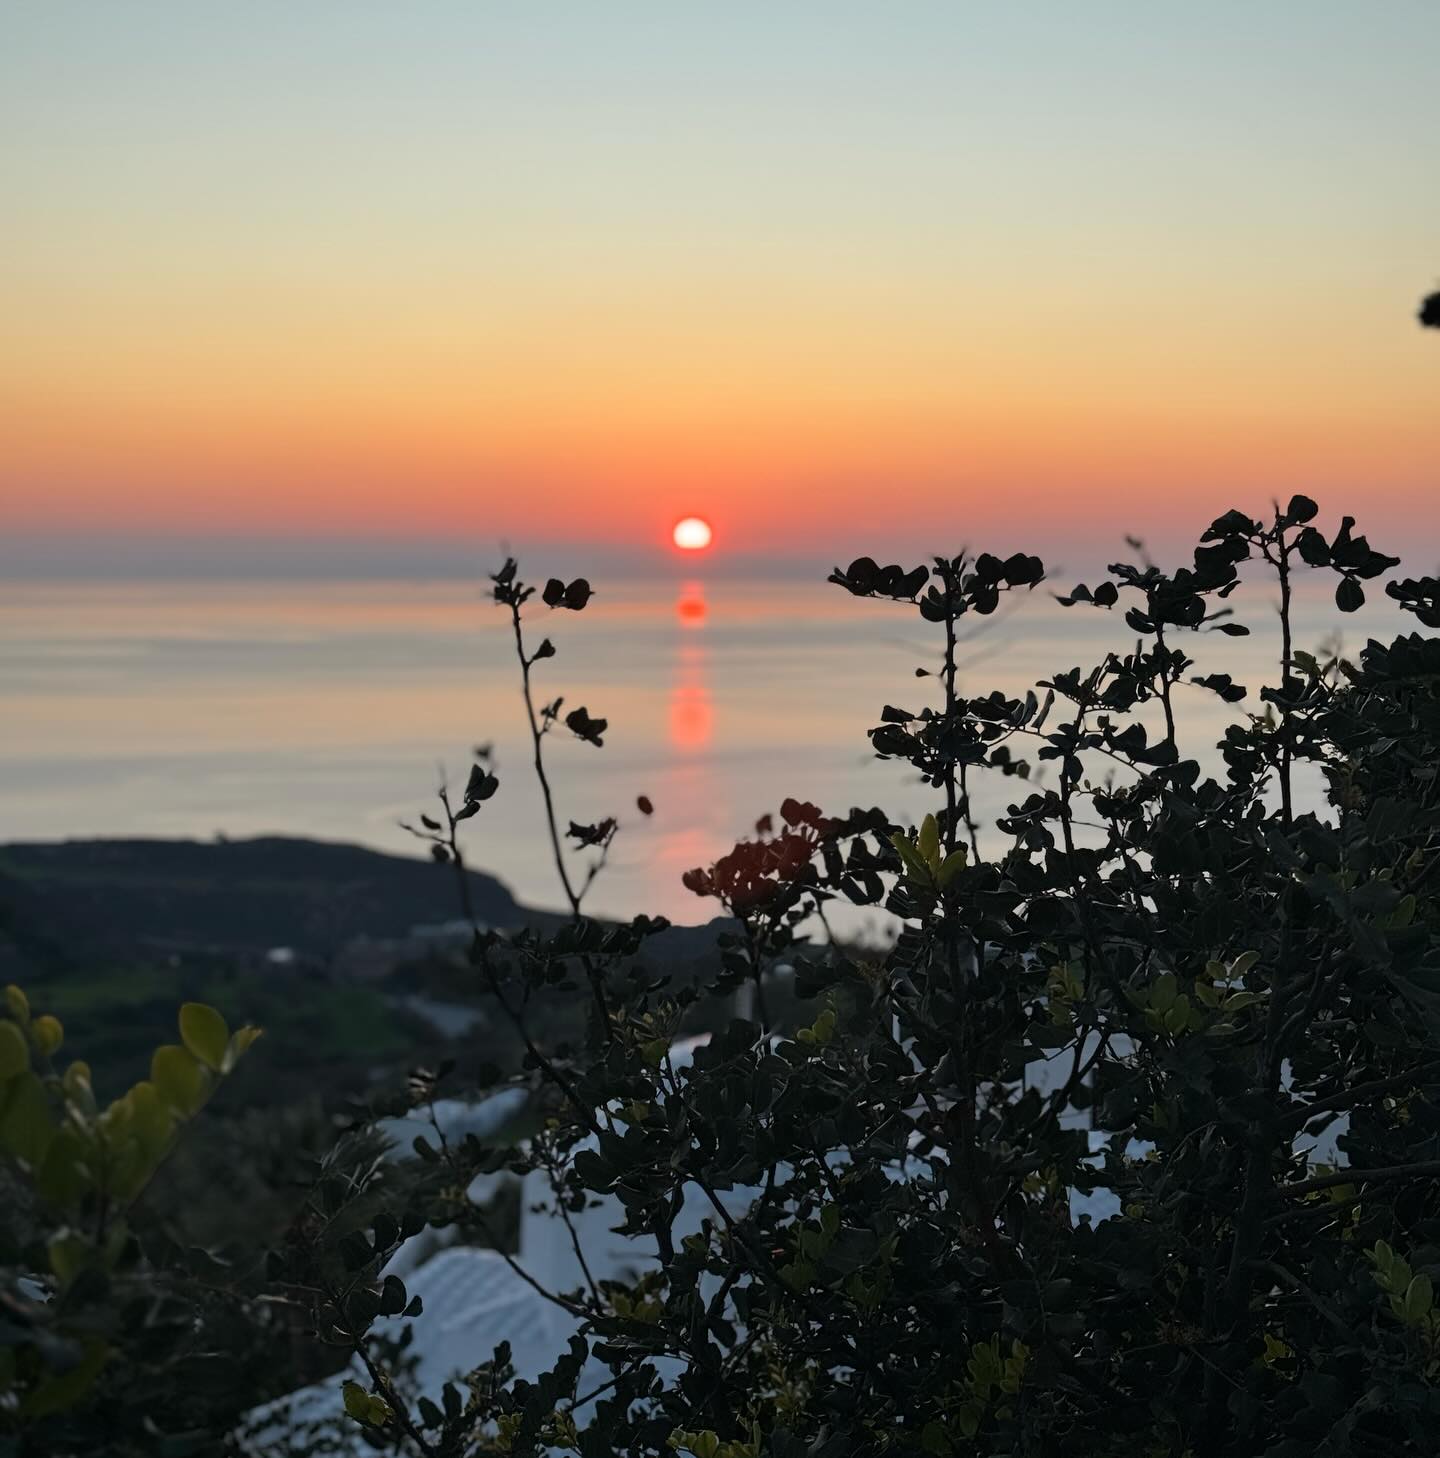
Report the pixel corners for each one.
[1,571,1410,925]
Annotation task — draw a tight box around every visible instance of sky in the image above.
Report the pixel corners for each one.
[2,1,1437,571]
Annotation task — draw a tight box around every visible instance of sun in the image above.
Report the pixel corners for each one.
[672,516,713,551]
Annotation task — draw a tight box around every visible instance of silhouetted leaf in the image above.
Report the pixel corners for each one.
[565,706,607,746]
[465,764,500,802]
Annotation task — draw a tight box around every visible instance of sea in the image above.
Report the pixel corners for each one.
[1,566,1413,928]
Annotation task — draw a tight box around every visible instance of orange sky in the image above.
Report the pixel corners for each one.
[3,5,1437,559]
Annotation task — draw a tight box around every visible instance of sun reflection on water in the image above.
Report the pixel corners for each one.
[676,582,707,628]
[669,584,713,750]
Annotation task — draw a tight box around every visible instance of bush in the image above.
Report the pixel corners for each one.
[1,994,268,1451]
[8,499,1440,1456]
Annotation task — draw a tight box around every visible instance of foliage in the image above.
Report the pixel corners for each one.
[10,489,1440,1456]
[1,990,267,1451]
[4,955,433,1113]
[248,508,1440,1458]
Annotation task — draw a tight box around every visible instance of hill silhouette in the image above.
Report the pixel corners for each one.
[0,835,526,969]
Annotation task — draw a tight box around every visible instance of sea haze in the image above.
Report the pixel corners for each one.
[1,567,1409,926]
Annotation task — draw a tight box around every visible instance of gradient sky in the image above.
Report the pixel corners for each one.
[3,1,1437,564]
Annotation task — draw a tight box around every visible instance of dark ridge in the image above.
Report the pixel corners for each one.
[0,835,528,965]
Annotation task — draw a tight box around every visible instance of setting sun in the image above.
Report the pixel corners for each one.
[672,516,713,551]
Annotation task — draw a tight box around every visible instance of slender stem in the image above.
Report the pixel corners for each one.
[941,570,960,854]
[1279,1159,1440,1198]
[1017,1028,1111,1140]
[324,1278,437,1457]
[812,897,838,948]
[508,600,582,917]
[1224,903,1294,1323]
[1276,532,1294,827]
[934,561,1001,1268]
[957,762,980,861]
[1055,696,1116,987]
[744,916,770,1032]
[565,1362,642,1416]
[440,810,601,1134]
[1152,612,1178,748]
[1250,1259,1354,1339]
[465,1203,593,1321]
[577,833,615,901]
[545,1157,604,1307]
[506,596,614,1039]
[1276,1058,1440,1131]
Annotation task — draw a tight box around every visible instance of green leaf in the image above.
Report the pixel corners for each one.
[62,1061,96,1119]
[48,1229,92,1286]
[4,983,30,1028]
[778,1259,814,1290]
[889,832,930,880]
[937,847,968,887]
[0,1071,54,1165]
[342,1381,374,1422]
[341,1381,393,1427]
[1151,972,1178,1013]
[920,1420,953,1454]
[1389,894,1417,929]
[151,1045,208,1117]
[0,1020,29,1080]
[918,814,941,869]
[1164,994,1191,1035]
[223,1024,263,1072]
[179,1003,229,1073]
[128,1080,177,1158]
[1402,1274,1433,1324]
[36,1127,92,1206]
[29,1014,63,1058]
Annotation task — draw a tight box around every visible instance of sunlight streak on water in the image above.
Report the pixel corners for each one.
[0,573,1409,923]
